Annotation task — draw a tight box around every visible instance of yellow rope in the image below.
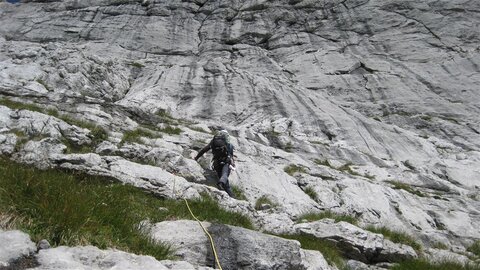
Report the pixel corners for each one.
[173,176,223,269]
[183,198,223,270]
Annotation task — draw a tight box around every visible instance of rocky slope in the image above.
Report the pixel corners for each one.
[0,0,479,269]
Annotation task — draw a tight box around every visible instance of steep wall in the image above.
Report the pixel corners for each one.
[0,0,479,268]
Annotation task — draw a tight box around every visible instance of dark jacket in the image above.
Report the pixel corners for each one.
[195,140,235,167]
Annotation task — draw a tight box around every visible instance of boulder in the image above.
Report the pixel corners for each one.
[294,220,417,263]
[149,220,332,270]
[0,230,37,267]
[34,245,212,270]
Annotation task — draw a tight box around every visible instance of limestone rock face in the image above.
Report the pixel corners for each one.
[33,245,213,270]
[149,220,332,270]
[0,230,37,267]
[1,0,480,268]
[295,220,417,263]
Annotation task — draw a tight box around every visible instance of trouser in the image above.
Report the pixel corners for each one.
[214,162,233,197]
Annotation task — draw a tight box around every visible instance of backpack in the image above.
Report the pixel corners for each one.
[211,132,230,162]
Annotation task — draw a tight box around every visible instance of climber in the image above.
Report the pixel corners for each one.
[194,129,236,198]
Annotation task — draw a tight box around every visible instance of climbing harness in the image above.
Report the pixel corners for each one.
[173,176,223,270]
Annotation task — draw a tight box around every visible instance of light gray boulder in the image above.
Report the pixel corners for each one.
[149,220,332,270]
[0,133,16,155]
[33,245,212,270]
[14,138,66,168]
[295,220,417,263]
[424,248,472,266]
[0,230,37,267]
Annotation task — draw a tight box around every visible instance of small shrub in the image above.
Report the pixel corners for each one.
[231,186,248,201]
[284,164,307,176]
[303,186,318,201]
[314,159,332,168]
[128,62,144,68]
[121,128,159,144]
[277,234,346,269]
[337,162,362,177]
[432,242,449,250]
[156,109,176,125]
[386,180,425,197]
[297,211,358,225]
[467,241,480,257]
[158,125,182,135]
[36,79,51,91]
[310,141,329,146]
[284,142,294,152]
[255,195,276,210]
[46,108,59,117]
[365,225,422,251]
[391,259,480,270]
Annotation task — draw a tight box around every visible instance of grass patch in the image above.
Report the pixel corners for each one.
[467,241,480,257]
[231,186,248,201]
[0,158,253,260]
[128,62,145,68]
[284,164,307,176]
[391,259,480,270]
[310,141,329,146]
[121,128,159,144]
[297,211,358,225]
[386,180,425,197]
[314,159,333,168]
[364,225,422,251]
[0,97,44,113]
[36,79,51,91]
[337,162,362,177]
[158,125,182,135]
[156,109,177,125]
[303,186,318,201]
[284,142,294,152]
[277,234,346,269]
[432,242,449,250]
[255,195,276,210]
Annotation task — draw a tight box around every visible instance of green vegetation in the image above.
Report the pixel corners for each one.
[337,162,362,177]
[297,211,358,225]
[314,160,374,179]
[310,141,329,146]
[386,180,426,197]
[364,225,422,251]
[36,79,51,91]
[158,125,182,135]
[128,62,145,68]
[0,158,253,260]
[0,97,44,113]
[0,97,108,152]
[432,242,449,250]
[277,234,346,269]
[314,159,333,168]
[121,128,160,144]
[303,186,318,201]
[155,109,195,127]
[284,164,307,176]
[231,185,248,201]
[467,241,480,257]
[255,195,276,210]
[284,142,294,152]
[156,109,177,125]
[391,259,480,270]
